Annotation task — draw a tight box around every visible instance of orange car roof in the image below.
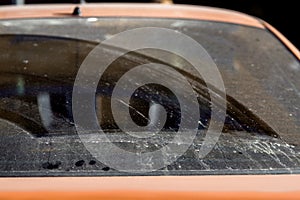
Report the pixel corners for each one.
[1,3,298,58]
[0,3,264,28]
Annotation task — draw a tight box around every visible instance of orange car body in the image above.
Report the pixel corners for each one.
[0,3,299,200]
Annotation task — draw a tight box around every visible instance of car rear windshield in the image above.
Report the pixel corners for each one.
[0,17,299,176]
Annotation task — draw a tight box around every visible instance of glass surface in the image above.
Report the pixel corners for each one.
[0,18,299,176]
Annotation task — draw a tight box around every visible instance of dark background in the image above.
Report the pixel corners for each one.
[0,0,299,49]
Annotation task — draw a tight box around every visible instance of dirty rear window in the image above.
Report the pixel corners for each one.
[0,18,299,176]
